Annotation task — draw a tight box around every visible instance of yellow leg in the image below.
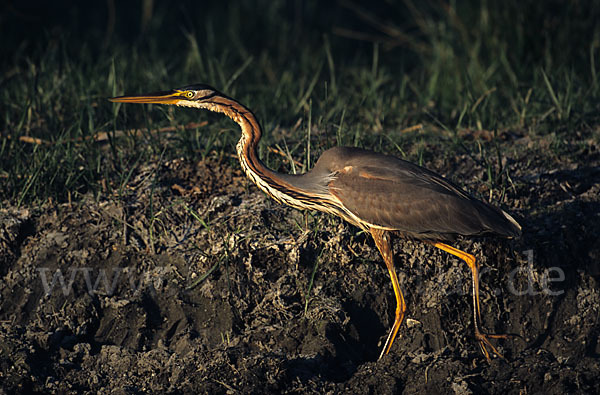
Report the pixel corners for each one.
[430,242,509,361]
[370,229,406,360]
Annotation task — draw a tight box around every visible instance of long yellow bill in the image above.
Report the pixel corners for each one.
[108,90,184,104]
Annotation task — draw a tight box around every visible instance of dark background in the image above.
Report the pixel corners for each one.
[4,0,599,82]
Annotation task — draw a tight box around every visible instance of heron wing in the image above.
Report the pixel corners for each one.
[317,147,515,239]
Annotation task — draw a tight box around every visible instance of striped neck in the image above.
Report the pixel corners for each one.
[203,97,299,206]
[202,95,361,226]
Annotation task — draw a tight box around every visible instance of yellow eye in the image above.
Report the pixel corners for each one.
[186,91,194,99]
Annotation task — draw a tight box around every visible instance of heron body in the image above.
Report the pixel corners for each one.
[110,84,521,360]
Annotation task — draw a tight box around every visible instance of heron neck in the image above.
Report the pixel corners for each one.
[209,99,338,214]
[208,100,293,202]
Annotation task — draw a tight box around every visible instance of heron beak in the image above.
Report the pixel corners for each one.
[108,90,185,104]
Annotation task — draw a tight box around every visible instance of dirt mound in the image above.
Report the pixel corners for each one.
[1,147,599,393]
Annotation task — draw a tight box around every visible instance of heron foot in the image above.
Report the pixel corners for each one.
[475,330,520,361]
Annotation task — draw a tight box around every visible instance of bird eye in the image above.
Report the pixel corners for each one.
[185,91,195,99]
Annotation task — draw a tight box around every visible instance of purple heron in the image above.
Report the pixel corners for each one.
[109,84,521,360]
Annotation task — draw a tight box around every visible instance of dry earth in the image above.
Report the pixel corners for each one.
[1,132,599,393]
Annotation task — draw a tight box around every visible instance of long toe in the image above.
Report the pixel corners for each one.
[475,331,511,361]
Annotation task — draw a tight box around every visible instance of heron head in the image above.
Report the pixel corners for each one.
[108,84,220,108]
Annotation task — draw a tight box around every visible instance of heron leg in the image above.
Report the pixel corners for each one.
[370,228,406,360]
[430,242,508,361]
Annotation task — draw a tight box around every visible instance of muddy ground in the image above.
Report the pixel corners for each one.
[1,132,599,394]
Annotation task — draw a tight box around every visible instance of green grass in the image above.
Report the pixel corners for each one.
[1,0,599,206]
